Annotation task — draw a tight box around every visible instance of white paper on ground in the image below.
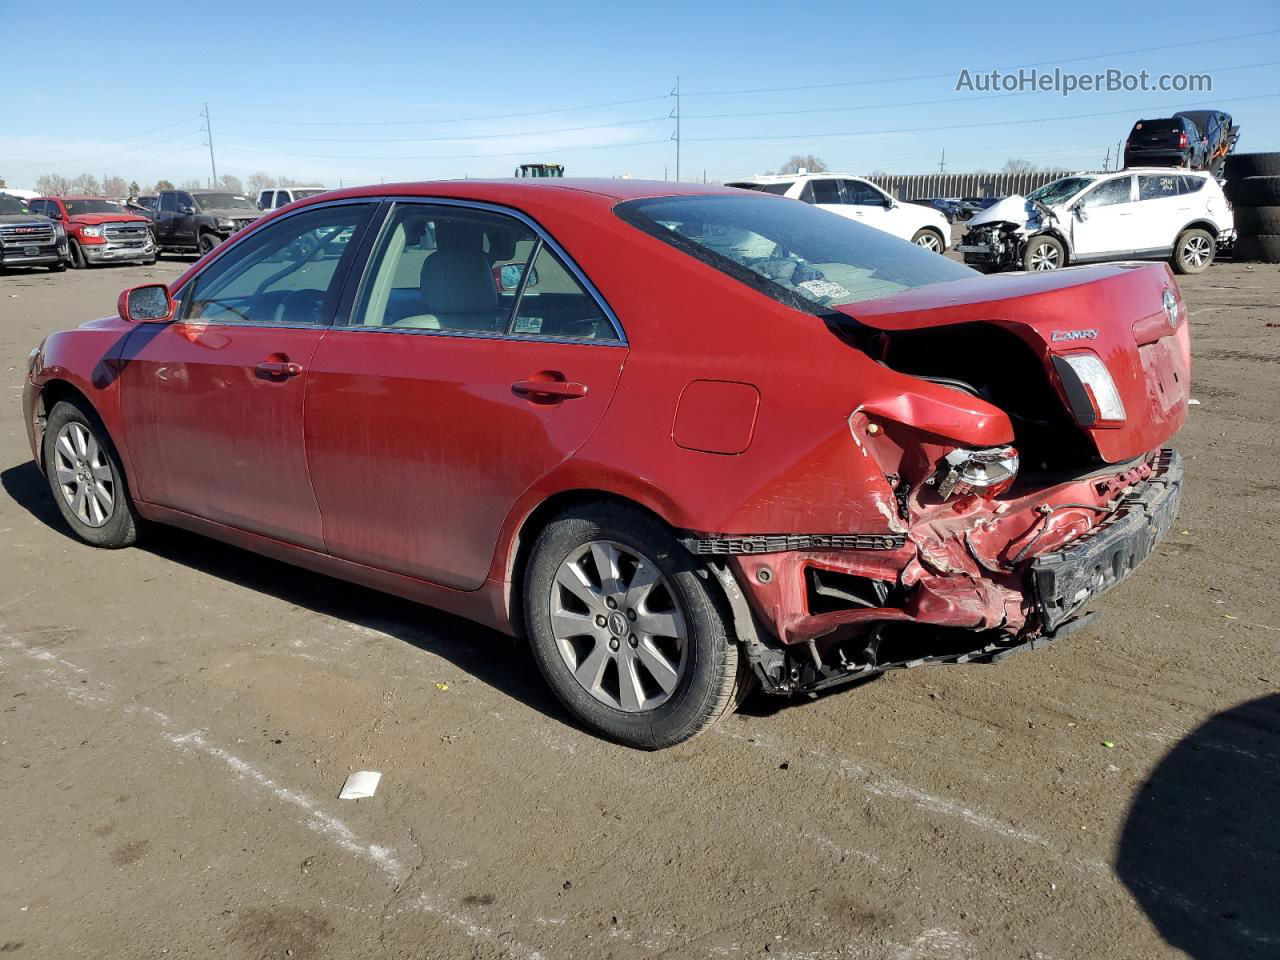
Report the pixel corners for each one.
[338,770,382,800]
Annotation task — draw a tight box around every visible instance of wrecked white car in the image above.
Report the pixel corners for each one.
[957,169,1234,275]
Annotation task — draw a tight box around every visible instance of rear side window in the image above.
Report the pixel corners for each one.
[1138,174,1180,200]
[615,193,974,313]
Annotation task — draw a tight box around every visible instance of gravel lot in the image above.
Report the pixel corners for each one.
[1,252,1276,960]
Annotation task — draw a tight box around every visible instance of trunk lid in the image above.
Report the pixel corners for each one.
[836,263,1190,464]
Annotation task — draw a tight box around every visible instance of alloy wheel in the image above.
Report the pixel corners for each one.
[1028,242,1060,270]
[52,422,115,528]
[549,540,687,712]
[1182,235,1211,268]
[914,233,942,252]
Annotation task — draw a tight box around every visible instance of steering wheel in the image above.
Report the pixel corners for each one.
[272,289,326,325]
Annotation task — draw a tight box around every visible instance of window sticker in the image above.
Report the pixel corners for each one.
[796,278,851,300]
[514,316,544,334]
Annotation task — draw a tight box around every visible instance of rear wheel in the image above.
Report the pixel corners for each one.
[42,398,138,548]
[524,502,749,749]
[49,261,67,273]
[1024,235,1064,271]
[911,228,945,253]
[1172,228,1215,275]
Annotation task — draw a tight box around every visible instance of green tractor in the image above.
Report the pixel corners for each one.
[514,163,564,178]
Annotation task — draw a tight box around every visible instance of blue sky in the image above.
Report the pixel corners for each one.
[2,0,1278,190]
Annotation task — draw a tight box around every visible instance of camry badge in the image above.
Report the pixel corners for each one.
[1050,329,1099,342]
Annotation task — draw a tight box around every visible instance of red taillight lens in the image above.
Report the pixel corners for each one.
[1179,132,1188,148]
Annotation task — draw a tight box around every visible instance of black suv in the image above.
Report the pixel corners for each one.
[0,194,68,273]
[152,189,262,256]
[1124,112,1237,172]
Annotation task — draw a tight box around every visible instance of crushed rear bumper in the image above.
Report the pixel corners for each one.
[1030,448,1182,633]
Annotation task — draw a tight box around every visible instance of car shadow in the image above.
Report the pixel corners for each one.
[1116,693,1280,959]
[1,459,574,731]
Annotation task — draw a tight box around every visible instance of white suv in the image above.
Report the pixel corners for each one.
[959,169,1234,274]
[727,174,951,252]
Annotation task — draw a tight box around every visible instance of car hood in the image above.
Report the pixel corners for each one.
[69,212,151,225]
[0,214,53,225]
[201,207,261,220]
[966,194,1046,229]
[832,263,1190,463]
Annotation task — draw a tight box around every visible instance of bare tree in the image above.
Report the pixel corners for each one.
[35,173,74,195]
[247,172,276,197]
[778,154,828,175]
[179,178,203,190]
[277,175,315,188]
[218,173,244,194]
[153,179,175,192]
[70,173,101,195]
[102,175,129,198]
[0,175,6,188]
[1001,159,1039,174]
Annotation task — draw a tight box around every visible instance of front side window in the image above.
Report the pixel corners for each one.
[840,180,882,205]
[807,179,842,204]
[159,193,177,213]
[182,203,374,326]
[1080,176,1132,209]
[615,194,974,313]
[352,203,616,341]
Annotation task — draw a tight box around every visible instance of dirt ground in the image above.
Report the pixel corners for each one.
[0,251,1276,960]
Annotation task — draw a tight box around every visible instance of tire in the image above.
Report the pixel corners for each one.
[42,398,138,548]
[911,228,946,253]
[1234,234,1280,264]
[68,241,86,269]
[1225,176,1280,207]
[1023,235,1065,271]
[1233,205,1280,237]
[197,232,221,255]
[1224,152,1280,179]
[48,261,67,273]
[524,501,749,749]
[1172,228,1216,275]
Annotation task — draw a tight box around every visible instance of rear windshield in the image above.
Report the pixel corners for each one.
[1132,119,1184,134]
[727,181,793,196]
[615,194,973,313]
[290,189,327,200]
[193,193,257,210]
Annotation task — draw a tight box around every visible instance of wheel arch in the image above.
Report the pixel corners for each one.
[1178,218,1220,239]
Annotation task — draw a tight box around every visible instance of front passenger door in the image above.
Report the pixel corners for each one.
[1069,175,1136,260]
[119,201,377,547]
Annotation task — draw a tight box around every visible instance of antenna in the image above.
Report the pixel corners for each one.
[938,148,946,174]
[670,76,681,182]
[202,102,219,188]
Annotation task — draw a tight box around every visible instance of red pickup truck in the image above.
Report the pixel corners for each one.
[29,196,156,268]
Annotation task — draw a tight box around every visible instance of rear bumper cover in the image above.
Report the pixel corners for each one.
[1030,448,1182,632]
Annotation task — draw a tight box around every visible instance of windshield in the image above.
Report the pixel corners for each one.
[193,193,257,211]
[615,194,974,313]
[65,199,126,215]
[727,182,793,196]
[0,195,32,215]
[1027,176,1096,206]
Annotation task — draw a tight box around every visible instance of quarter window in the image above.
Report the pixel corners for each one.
[181,203,375,326]
[1138,174,1181,201]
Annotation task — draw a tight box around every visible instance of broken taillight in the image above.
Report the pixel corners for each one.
[935,446,1019,500]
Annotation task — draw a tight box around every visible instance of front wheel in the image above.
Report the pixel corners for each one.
[42,398,138,548]
[68,241,86,269]
[49,261,67,273]
[524,502,750,749]
[1024,235,1065,271]
[1172,228,1215,275]
[911,228,945,253]
[197,232,221,255]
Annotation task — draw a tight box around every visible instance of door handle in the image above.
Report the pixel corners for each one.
[256,360,303,377]
[512,378,588,400]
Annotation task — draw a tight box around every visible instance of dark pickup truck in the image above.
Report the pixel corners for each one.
[152,189,262,256]
[0,194,68,272]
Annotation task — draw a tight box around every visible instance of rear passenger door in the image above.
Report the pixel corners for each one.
[1133,174,1186,255]
[303,200,627,590]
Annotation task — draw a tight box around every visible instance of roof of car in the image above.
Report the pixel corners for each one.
[299,178,744,204]
[729,173,865,183]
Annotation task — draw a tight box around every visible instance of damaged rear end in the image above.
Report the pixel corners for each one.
[724,263,1189,694]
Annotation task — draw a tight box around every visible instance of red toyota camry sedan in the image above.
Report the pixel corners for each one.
[23,179,1187,748]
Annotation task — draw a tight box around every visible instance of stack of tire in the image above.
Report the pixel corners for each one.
[1224,152,1280,263]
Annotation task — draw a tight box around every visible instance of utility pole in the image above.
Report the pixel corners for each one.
[1117,140,1123,169]
[1103,146,1111,171]
[202,102,218,189]
[670,75,681,182]
[937,148,946,174]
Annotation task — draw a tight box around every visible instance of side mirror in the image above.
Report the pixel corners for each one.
[118,284,175,324]
[1073,202,1088,222]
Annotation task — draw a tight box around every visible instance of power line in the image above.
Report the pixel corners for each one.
[684,92,1280,143]
[683,28,1280,96]
[218,115,669,145]
[215,137,671,163]
[218,94,669,128]
[4,116,202,165]
[3,129,206,168]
